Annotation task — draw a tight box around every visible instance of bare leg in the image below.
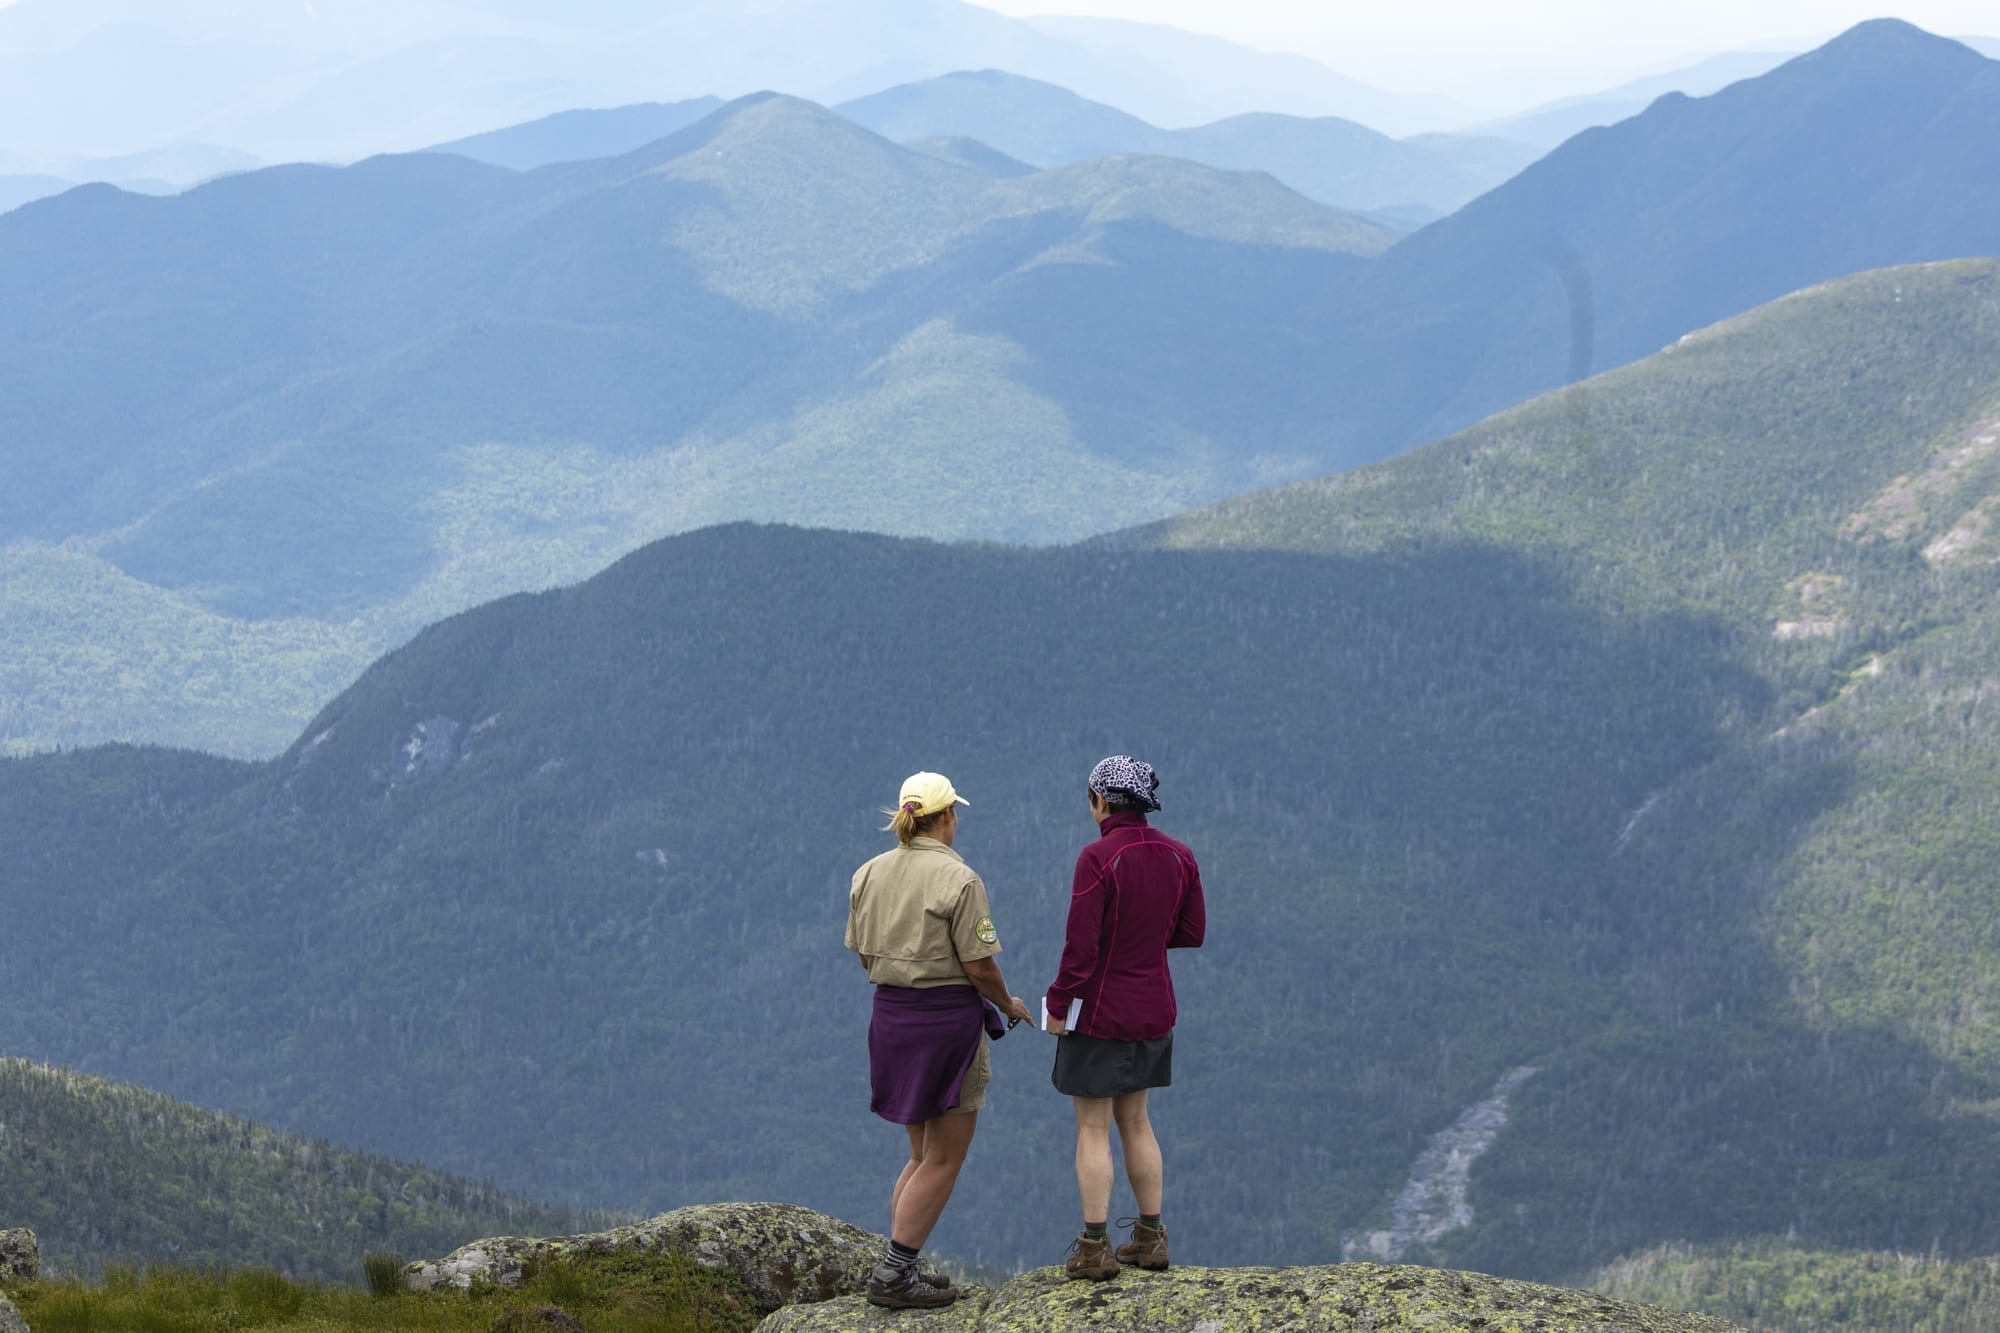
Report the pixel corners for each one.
[890,1123,924,1223]
[1112,1090,1162,1216]
[890,1112,978,1248]
[1072,1097,1115,1223]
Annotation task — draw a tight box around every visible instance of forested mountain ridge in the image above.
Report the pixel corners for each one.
[6,262,2000,1288]
[1144,258,2000,1276]
[0,1057,604,1279]
[7,20,1999,762]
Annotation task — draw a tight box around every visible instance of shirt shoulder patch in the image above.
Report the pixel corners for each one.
[974,916,998,945]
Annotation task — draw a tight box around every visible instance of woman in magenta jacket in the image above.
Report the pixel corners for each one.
[1044,755,1206,1279]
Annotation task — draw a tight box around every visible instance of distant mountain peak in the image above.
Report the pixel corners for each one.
[1798,16,1990,70]
[696,91,908,153]
[1836,16,1950,41]
[595,90,897,177]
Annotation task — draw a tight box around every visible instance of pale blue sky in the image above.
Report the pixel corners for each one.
[978,1,1999,104]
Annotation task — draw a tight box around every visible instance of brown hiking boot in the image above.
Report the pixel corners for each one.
[1114,1218,1169,1270]
[1064,1231,1119,1281]
[865,1260,958,1308]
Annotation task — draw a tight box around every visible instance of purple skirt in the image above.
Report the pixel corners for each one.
[869,984,984,1125]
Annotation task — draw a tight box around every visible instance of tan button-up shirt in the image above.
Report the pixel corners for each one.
[846,836,1001,988]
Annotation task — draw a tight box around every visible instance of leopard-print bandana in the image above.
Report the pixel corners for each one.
[1088,755,1161,811]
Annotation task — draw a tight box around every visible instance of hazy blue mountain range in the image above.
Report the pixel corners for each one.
[0,91,1391,596]
[435,70,1534,216]
[836,70,1539,215]
[0,0,1464,162]
[6,20,1999,765]
[5,260,2000,1289]
[0,1057,601,1278]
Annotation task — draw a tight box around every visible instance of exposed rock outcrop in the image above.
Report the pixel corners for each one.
[405,1202,877,1314]
[1343,1066,1540,1262]
[0,1230,35,1285]
[0,1291,27,1333]
[756,1263,1745,1332]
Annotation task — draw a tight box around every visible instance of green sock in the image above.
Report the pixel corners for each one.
[1084,1221,1108,1239]
[1141,1214,1162,1228]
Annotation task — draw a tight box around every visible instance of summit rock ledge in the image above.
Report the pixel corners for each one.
[757,1260,1745,1332]
[408,1204,1739,1331]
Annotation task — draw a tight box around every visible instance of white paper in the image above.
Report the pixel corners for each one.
[1040,997,1082,1032]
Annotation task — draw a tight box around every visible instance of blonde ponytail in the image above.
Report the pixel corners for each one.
[883,799,944,846]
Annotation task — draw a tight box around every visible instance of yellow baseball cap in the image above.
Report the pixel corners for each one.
[898,771,969,817]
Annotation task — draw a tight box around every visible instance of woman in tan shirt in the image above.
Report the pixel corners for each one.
[846,771,1032,1309]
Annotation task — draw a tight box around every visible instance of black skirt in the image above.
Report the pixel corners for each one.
[1051,1031,1174,1098]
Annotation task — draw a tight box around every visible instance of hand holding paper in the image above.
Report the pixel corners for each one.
[1040,996,1082,1034]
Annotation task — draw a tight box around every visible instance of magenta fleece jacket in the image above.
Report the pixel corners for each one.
[1046,812,1206,1042]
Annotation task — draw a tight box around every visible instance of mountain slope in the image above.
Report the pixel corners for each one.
[0,1057,599,1278]
[0,546,371,757]
[1482,51,1794,149]
[1594,1241,2000,1332]
[5,261,2000,1285]
[903,136,1036,178]
[1145,257,2000,1276]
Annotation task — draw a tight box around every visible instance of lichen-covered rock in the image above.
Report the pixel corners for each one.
[755,1263,1746,1332]
[0,1290,28,1333]
[405,1202,880,1314]
[758,1286,994,1332]
[0,1230,36,1285]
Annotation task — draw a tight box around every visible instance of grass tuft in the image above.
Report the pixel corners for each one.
[359,1254,403,1299]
